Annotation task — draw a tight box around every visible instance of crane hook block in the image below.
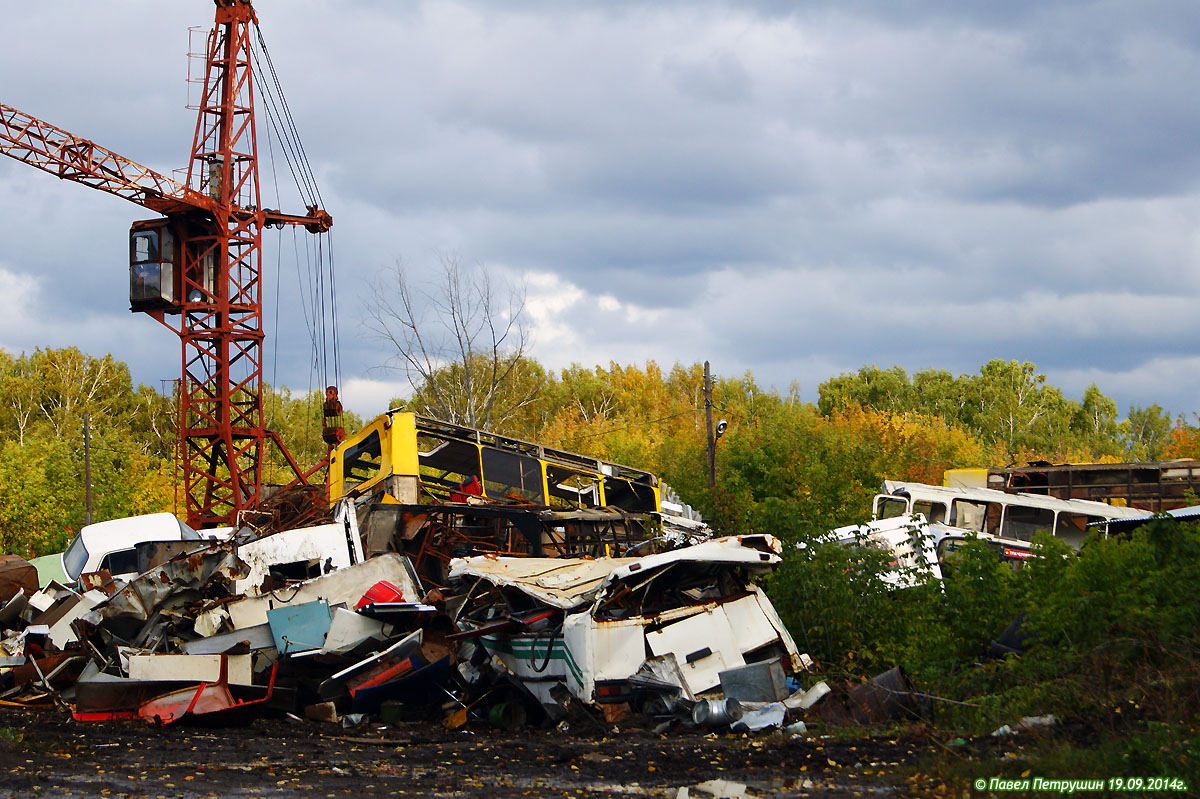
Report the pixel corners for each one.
[322,386,345,445]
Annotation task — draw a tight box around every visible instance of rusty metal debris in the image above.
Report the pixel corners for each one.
[808,666,928,725]
[0,422,856,735]
[0,555,38,604]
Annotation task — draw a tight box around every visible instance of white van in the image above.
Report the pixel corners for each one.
[45,513,210,586]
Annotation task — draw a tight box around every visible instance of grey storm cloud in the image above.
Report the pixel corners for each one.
[1,0,1200,419]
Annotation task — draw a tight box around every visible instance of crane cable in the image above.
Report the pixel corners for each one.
[248,25,342,409]
[250,46,321,455]
[250,30,327,389]
[248,36,320,374]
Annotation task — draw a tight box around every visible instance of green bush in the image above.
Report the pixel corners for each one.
[776,518,1200,776]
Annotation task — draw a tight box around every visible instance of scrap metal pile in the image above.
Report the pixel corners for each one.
[0,502,871,733]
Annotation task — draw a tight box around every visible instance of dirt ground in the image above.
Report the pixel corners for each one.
[0,705,942,798]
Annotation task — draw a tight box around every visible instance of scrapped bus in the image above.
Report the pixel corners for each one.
[873,480,1146,551]
[329,412,703,585]
[331,412,661,511]
[981,460,1200,513]
[828,480,1147,587]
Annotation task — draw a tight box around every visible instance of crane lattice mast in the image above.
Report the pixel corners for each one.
[0,0,338,527]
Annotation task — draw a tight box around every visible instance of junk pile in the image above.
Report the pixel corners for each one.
[0,502,903,733]
[446,534,810,725]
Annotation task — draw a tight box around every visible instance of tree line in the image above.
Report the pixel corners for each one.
[371,259,1186,541]
[3,341,1198,562]
[392,354,1193,542]
[0,347,360,558]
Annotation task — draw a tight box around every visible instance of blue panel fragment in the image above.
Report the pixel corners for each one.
[267,599,332,655]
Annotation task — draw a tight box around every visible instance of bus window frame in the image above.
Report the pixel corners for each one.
[874,495,909,519]
[912,500,947,525]
[1000,503,1056,542]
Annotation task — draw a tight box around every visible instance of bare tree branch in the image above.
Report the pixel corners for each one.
[364,254,540,430]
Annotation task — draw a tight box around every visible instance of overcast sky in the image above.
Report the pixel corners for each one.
[3,0,1200,423]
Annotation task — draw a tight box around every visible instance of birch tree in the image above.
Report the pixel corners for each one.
[365,255,543,431]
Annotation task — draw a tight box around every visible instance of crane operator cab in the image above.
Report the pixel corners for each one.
[129,220,178,311]
[129,219,218,313]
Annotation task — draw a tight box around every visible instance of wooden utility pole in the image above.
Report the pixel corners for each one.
[83,412,93,526]
[705,361,716,490]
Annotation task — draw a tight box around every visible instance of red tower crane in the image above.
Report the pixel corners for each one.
[0,0,339,527]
